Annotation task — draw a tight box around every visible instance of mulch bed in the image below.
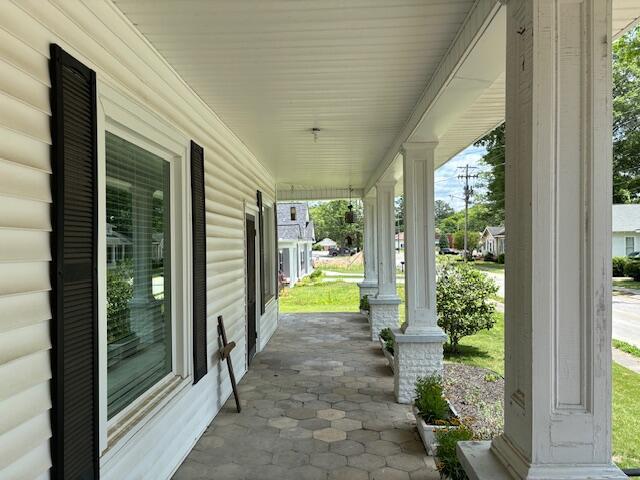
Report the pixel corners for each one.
[443,363,505,440]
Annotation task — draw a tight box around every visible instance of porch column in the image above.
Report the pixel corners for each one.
[358,195,378,301]
[392,142,446,404]
[369,180,400,341]
[459,1,625,478]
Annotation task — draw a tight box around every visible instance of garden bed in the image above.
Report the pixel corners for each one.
[414,402,459,456]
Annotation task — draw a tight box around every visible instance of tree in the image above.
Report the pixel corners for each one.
[435,200,455,223]
[453,230,480,251]
[437,204,493,235]
[438,234,450,249]
[613,26,640,203]
[395,195,405,233]
[474,123,505,225]
[436,261,498,352]
[309,200,364,248]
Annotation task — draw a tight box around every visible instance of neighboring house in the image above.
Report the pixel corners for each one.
[612,204,640,257]
[480,226,505,256]
[315,237,337,251]
[278,203,315,285]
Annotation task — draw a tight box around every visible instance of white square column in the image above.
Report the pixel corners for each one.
[369,181,400,341]
[392,142,446,404]
[459,1,625,478]
[358,195,378,299]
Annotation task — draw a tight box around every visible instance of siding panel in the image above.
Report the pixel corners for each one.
[0,1,278,477]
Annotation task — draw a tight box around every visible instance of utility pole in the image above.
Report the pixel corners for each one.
[457,165,479,261]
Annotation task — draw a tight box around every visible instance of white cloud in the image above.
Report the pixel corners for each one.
[435,145,489,210]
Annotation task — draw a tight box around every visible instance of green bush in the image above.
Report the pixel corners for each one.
[309,269,323,280]
[497,253,505,264]
[625,260,640,281]
[359,294,370,312]
[613,257,628,277]
[435,425,474,480]
[414,375,450,424]
[436,261,498,353]
[379,327,394,354]
[483,252,495,262]
[107,261,133,343]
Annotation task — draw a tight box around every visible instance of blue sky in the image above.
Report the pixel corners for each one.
[434,145,489,210]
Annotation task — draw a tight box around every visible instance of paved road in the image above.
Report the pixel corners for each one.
[481,270,640,349]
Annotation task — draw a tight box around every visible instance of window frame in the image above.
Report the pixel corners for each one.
[261,197,277,305]
[625,236,635,255]
[96,82,192,458]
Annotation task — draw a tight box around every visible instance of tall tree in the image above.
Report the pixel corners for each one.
[395,195,405,233]
[309,200,364,248]
[613,26,640,203]
[474,123,505,225]
[435,200,455,223]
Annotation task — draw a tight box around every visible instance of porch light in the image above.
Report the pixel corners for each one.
[344,186,356,224]
[290,206,296,221]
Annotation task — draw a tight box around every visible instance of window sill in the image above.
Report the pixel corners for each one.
[100,374,191,464]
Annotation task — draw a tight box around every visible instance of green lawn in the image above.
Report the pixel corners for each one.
[613,339,640,358]
[317,264,364,274]
[470,260,505,273]
[279,279,640,469]
[613,278,640,290]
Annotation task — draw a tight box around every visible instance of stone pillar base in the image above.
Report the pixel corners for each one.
[368,297,401,341]
[357,281,378,300]
[392,328,446,404]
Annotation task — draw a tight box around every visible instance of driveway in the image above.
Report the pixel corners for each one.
[478,269,640,349]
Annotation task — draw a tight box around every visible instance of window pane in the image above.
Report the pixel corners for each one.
[106,132,172,419]
[626,237,634,255]
[263,205,275,298]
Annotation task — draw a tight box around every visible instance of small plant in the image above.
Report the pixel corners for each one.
[359,294,370,312]
[483,372,501,383]
[497,253,505,264]
[435,425,474,480]
[624,260,640,281]
[613,256,628,277]
[309,269,323,281]
[414,375,451,424]
[436,261,498,353]
[379,327,394,354]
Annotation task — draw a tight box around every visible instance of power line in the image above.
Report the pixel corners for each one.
[457,165,480,262]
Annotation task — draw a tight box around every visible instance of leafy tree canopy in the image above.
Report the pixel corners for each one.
[474,123,505,225]
[309,200,364,248]
[437,204,494,235]
[435,200,455,223]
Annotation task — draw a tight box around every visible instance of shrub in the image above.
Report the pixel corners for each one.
[359,295,370,312]
[625,260,640,281]
[414,375,450,424]
[436,261,498,353]
[379,327,394,354]
[496,253,505,264]
[613,256,628,277]
[435,425,474,480]
[483,252,495,262]
[309,269,323,280]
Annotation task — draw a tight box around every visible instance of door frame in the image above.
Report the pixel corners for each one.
[244,202,259,368]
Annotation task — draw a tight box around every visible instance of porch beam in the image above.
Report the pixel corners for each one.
[459,0,625,478]
[277,187,364,202]
[364,0,502,195]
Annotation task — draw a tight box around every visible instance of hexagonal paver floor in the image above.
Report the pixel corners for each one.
[173,313,439,480]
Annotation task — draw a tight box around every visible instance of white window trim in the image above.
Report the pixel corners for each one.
[96,81,193,459]
[261,194,277,308]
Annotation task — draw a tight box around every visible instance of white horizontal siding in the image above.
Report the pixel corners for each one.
[0,0,278,478]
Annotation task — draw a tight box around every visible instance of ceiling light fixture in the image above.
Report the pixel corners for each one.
[311,127,321,143]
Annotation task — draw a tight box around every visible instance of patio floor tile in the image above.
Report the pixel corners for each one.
[172,312,439,480]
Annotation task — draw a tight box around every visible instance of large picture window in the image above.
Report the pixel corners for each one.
[105,132,172,419]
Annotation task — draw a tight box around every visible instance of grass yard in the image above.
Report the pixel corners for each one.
[316,263,364,274]
[279,280,360,312]
[470,260,505,273]
[447,313,640,469]
[613,339,640,358]
[613,278,640,290]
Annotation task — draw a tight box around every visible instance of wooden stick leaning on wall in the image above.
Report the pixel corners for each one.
[217,315,241,413]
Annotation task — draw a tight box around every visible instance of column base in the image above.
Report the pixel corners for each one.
[392,327,446,404]
[457,439,627,480]
[357,281,378,300]
[368,296,401,341]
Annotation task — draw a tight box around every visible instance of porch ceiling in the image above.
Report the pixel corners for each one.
[112,0,476,190]
[114,0,639,195]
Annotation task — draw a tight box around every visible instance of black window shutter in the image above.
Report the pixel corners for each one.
[191,141,208,384]
[49,44,99,480]
[257,190,265,313]
[274,206,279,300]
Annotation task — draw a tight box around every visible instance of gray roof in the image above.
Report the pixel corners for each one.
[277,203,315,241]
[613,204,640,232]
[483,226,505,237]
